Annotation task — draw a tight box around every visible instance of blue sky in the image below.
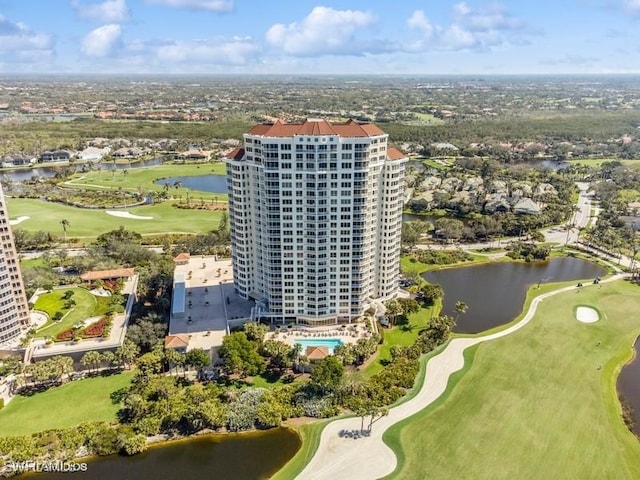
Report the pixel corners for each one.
[0,0,639,74]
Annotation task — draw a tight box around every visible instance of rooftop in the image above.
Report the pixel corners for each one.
[306,345,330,361]
[80,268,135,281]
[387,147,407,161]
[169,256,254,352]
[246,118,386,138]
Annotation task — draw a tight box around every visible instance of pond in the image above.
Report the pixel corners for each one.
[2,157,165,182]
[154,175,228,194]
[422,257,607,334]
[617,338,640,436]
[27,428,300,480]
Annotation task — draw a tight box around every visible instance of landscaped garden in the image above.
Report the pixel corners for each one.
[34,287,124,340]
[382,279,640,479]
[0,371,134,437]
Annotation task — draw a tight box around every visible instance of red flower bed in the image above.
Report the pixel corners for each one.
[103,279,122,293]
[83,316,109,338]
[56,329,75,341]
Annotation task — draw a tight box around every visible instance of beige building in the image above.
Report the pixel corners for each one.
[168,254,254,355]
[0,184,30,345]
[225,119,407,325]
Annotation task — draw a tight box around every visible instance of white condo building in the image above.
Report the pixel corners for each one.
[0,184,31,344]
[225,119,407,325]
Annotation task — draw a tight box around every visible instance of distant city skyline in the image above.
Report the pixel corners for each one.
[1,1,640,75]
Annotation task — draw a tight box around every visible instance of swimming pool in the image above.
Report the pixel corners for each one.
[294,338,344,353]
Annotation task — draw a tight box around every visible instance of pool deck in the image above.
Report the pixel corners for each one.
[266,323,371,347]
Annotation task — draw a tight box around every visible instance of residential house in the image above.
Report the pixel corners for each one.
[39,150,72,163]
[2,154,35,168]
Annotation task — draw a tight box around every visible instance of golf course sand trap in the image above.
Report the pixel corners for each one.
[9,216,30,225]
[105,210,153,220]
[576,306,599,323]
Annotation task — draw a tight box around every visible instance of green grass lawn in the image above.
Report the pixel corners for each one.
[383,279,640,479]
[363,302,439,377]
[62,163,227,200]
[34,288,98,338]
[0,371,134,437]
[20,257,48,269]
[272,420,334,480]
[6,197,223,238]
[569,158,638,167]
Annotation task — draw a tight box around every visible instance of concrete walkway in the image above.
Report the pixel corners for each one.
[297,274,627,480]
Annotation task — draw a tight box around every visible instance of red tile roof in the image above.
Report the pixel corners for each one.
[164,334,189,349]
[173,252,191,262]
[225,147,245,160]
[80,268,135,281]
[247,119,385,138]
[387,147,407,161]
[305,345,330,361]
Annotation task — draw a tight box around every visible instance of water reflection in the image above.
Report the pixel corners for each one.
[26,428,300,480]
[423,257,606,333]
[1,157,164,182]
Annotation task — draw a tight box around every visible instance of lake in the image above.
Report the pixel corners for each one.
[154,175,228,194]
[423,257,607,333]
[617,338,640,436]
[28,428,300,480]
[2,157,165,182]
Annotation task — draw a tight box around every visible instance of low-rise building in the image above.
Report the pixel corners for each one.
[168,255,254,359]
[77,146,111,162]
[39,150,72,163]
[1,154,35,168]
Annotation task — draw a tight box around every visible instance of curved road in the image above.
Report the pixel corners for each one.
[297,274,625,480]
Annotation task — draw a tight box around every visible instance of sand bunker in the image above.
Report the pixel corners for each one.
[105,210,153,220]
[576,306,599,323]
[9,216,30,225]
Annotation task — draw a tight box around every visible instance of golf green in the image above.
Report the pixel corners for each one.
[6,198,224,238]
[384,280,640,479]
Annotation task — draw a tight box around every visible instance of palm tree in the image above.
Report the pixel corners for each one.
[81,351,102,374]
[454,301,468,322]
[60,219,70,241]
[115,339,140,370]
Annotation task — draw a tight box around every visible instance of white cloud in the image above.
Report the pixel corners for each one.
[153,38,258,64]
[407,2,530,52]
[266,6,380,56]
[0,14,53,60]
[145,0,234,11]
[406,10,434,39]
[624,0,640,11]
[71,0,130,22]
[81,24,122,57]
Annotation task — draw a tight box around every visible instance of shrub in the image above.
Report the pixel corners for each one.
[298,396,338,418]
[225,388,265,432]
[87,424,119,456]
[56,329,75,341]
[116,427,147,456]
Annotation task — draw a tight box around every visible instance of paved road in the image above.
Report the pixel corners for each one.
[542,181,593,245]
[297,273,627,480]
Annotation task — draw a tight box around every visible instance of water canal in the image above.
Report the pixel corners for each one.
[423,257,607,333]
[29,428,300,480]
